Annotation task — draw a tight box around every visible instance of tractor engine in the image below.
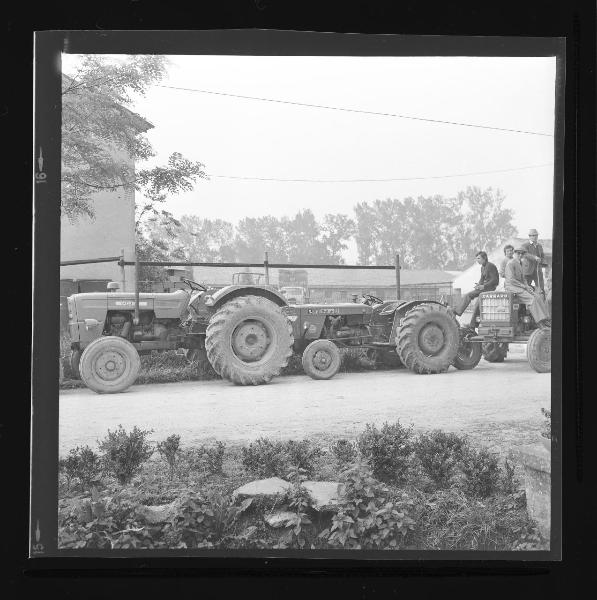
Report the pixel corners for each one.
[327,315,371,345]
[103,311,181,342]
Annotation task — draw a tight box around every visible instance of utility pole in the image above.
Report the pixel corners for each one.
[395,252,401,300]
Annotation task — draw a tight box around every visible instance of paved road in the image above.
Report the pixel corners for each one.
[59,348,551,456]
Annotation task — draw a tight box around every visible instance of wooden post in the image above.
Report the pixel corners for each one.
[395,253,401,300]
[264,251,270,285]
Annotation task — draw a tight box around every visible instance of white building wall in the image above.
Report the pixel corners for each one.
[60,185,136,291]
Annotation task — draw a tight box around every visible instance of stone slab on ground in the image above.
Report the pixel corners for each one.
[265,510,297,528]
[232,477,292,499]
[136,498,183,524]
[303,481,344,511]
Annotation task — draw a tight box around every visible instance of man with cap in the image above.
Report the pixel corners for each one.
[504,246,550,326]
[521,229,546,291]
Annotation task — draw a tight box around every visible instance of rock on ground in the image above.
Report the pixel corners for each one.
[232,477,292,499]
[265,511,297,528]
[302,481,344,511]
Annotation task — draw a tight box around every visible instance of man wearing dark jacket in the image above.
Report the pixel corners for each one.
[453,251,499,327]
[521,228,546,291]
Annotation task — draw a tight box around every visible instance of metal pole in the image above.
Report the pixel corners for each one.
[133,249,140,325]
[264,251,270,285]
[120,247,126,291]
[395,253,401,300]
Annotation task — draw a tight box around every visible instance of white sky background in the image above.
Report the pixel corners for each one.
[63,54,556,263]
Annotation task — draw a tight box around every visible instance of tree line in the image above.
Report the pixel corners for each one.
[137,185,516,272]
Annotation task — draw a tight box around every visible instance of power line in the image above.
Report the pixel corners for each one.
[156,84,554,137]
[206,163,553,183]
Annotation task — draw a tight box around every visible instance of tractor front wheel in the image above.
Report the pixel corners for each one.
[482,342,509,363]
[453,328,482,370]
[302,339,341,380]
[396,303,459,374]
[79,336,140,394]
[205,296,294,385]
[527,327,551,373]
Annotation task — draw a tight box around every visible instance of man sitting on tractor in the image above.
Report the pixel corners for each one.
[453,251,499,327]
[505,247,551,327]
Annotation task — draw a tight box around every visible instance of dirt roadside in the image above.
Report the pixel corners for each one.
[59,353,550,458]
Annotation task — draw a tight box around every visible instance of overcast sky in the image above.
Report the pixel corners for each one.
[64,54,556,262]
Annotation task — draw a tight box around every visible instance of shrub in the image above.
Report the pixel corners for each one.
[283,439,322,477]
[318,461,415,549]
[357,421,414,483]
[241,438,288,478]
[197,441,226,476]
[414,430,469,489]
[459,446,501,498]
[331,439,357,466]
[59,446,102,490]
[98,425,154,485]
[156,434,181,480]
[277,465,313,549]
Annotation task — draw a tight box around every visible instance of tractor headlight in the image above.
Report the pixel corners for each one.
[204,295,214,306]
[523,316,532,324]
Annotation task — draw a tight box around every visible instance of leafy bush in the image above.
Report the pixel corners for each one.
[414,430,468,488]
[98,426,154,485]
[277,466,314,549]
[156,434,181,480]
[196,442,226,476]
[241,438,288,478]
[283,440,322,477]
[357,421,414,483]
[318,461,415,549]
[331,439,357,466]
[459,446,501,498]
[59,446,102,490]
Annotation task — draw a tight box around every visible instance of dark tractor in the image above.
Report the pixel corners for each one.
[66,280,474,393]
[461,291,551,373]
[283,294,469,380]
[67,278,294,393]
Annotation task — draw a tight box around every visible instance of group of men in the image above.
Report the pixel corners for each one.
[453,228,551,329]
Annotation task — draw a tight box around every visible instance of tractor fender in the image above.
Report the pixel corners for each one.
[208,285,288,310]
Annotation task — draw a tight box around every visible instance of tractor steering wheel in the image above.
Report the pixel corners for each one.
[181,278,207,292]
[361,293,384,306]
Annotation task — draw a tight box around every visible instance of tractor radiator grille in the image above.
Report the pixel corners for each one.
[480,295,510,321]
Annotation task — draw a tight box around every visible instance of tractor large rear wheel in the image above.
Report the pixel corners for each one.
[79,336,140,394]
[396,303,459,374]
[205,296,294,385]
[482,342,509,363]
[527,327,551,373]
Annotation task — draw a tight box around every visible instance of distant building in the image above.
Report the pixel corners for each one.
[191,265,459,304]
